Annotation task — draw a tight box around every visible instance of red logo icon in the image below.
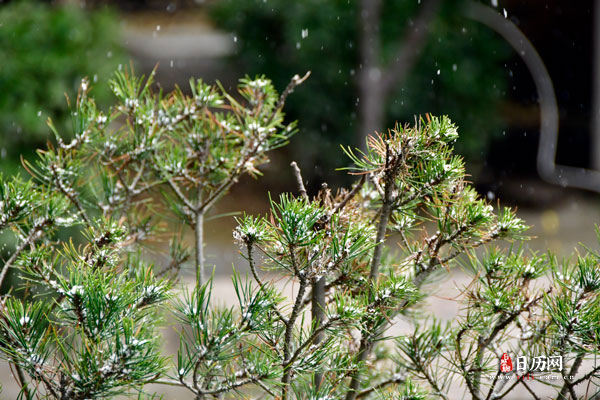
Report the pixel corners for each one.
[500,353,513,373]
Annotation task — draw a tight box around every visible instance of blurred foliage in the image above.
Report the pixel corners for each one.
[0,0,125,174]
[211,0,512,174]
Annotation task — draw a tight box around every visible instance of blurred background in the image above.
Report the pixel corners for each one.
[1,0,599,276]
[0,0,599,397]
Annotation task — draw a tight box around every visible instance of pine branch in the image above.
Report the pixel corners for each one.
[48,163,92,228]
[246,242,288,325]
[281,246,309,400]
[290,160,326,388]
[520,379,542,400]
[558,354,583,400]
[167,177,197,212]
[331,175,366,215]
[0,220,48,288]
[571,363,600,386]
[290,161,308,200]
[284,316,342,369]
[274,72,311,114]
[356,374,405,399]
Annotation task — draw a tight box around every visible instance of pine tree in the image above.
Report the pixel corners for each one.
[0,69,598,399]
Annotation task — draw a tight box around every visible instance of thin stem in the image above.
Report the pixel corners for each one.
[572,363,600,386]
[48,164,92,228]
[0,221,47,289]
[255,378,277,398]
[456,325,482,400]
[465,291,548,400]
[246,242,288,324]
[558,354,583,400]
[290,160,326,389]
[167,177,197,212]
[274,72,311,115]
[290,161,308,199]
[469,313,519,397]
[129,160,146,190]
[331,175,366,215]
[281,247,309,400]
[368,196,392,283]
[195,211,205,287]
[14,363,31,399]
[284,316,342,369]
[152,378,189,388]
[520,379,541,400]
[281,276,308,400]
[311,276,325,388]
[485,370,502,400]
[416,362,449,400]
[197,154,253,214]
[195,73,310,217]
[469,293,547,397]
[494,375,523,400]
[345,333,374,400]
[176,373,269,397]
[200,375,267,396]
[356,375,404,399]
[346,151,395,400]
[368,158,395,283]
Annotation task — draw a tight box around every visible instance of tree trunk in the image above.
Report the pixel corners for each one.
[357,0,385,147]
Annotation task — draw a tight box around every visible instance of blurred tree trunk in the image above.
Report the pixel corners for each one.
[357,0,385,148]
[357,0,442,146]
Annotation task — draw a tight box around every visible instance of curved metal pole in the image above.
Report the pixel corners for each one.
[466,1,600,192]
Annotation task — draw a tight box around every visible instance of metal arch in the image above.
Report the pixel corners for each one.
[465,1,600,192]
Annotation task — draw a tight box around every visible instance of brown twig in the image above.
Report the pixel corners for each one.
[558,354,584,400]
[275,72,311,112]
[290,161,308,200]
[331,175,366,215]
